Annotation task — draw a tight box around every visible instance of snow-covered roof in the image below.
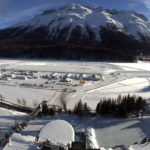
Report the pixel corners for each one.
[39,119,75,146]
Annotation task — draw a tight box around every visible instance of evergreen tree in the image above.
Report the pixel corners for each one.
[74,100,91,116]
[73,100,84,116]
[49,107,55,116]
[84,102,91,115]
[42,103,49,115]
[96,102,101,114]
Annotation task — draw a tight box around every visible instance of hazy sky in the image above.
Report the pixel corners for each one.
[0,0,150,28]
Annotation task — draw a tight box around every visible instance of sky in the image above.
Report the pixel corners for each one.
[0,0,150,28]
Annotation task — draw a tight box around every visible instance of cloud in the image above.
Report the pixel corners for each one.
[132,0,150,9]
[128,2,140,9]
[142,0,150,9]
[130,0,150,18]
[0,0,97,26]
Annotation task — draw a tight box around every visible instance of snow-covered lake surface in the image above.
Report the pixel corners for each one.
[0,59,120,73]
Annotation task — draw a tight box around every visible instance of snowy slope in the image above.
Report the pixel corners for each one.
[14,3,150,41]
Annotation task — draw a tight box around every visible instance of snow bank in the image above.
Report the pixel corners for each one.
[85,128,99,149]
[129,143,150,150]
[100,148,107,150]
[39,120,75,146]
[11,133,35,144]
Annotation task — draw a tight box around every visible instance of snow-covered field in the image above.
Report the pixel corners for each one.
[0,59,150,109]
[111,62,150,71]
[0,59,119,73]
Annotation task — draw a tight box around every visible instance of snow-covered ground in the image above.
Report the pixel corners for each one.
[0,59,150,149]
[0,84,56,107]
[0,107,27,149]
[4,114,150,149]
[0,59,150,110]
[0,59,119,73]
[111,62,150,71]
[3,133,36,150]
[67,76,150,110]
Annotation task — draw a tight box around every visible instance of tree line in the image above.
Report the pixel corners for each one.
[37,94,147,118]
[73,94,147,117]
[0,26,150,61]
[0,42,135,61]
[96,95,147,117]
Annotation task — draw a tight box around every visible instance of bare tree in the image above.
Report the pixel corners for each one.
[0,94,4,101]
[59,92,67,112]
[17,98,21,105]
[0,95,2,101]
[22,98,27,106]
[33,100,38,108]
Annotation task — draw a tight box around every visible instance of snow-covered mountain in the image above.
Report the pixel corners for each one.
[0,3,149,61]
[8,3,150,42]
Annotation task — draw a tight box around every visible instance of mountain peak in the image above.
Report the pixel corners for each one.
[64,3,82,9]
[3,3,150,42]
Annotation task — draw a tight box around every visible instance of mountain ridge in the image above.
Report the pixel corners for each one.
[9,3,150,42]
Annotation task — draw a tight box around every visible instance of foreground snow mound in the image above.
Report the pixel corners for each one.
[11,133,35,144]
[39,119,75,146]
[85,128,99,149]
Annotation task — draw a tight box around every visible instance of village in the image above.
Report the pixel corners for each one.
[0,69,103,89]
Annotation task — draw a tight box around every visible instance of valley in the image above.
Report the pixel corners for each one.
[0,59,150,150]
